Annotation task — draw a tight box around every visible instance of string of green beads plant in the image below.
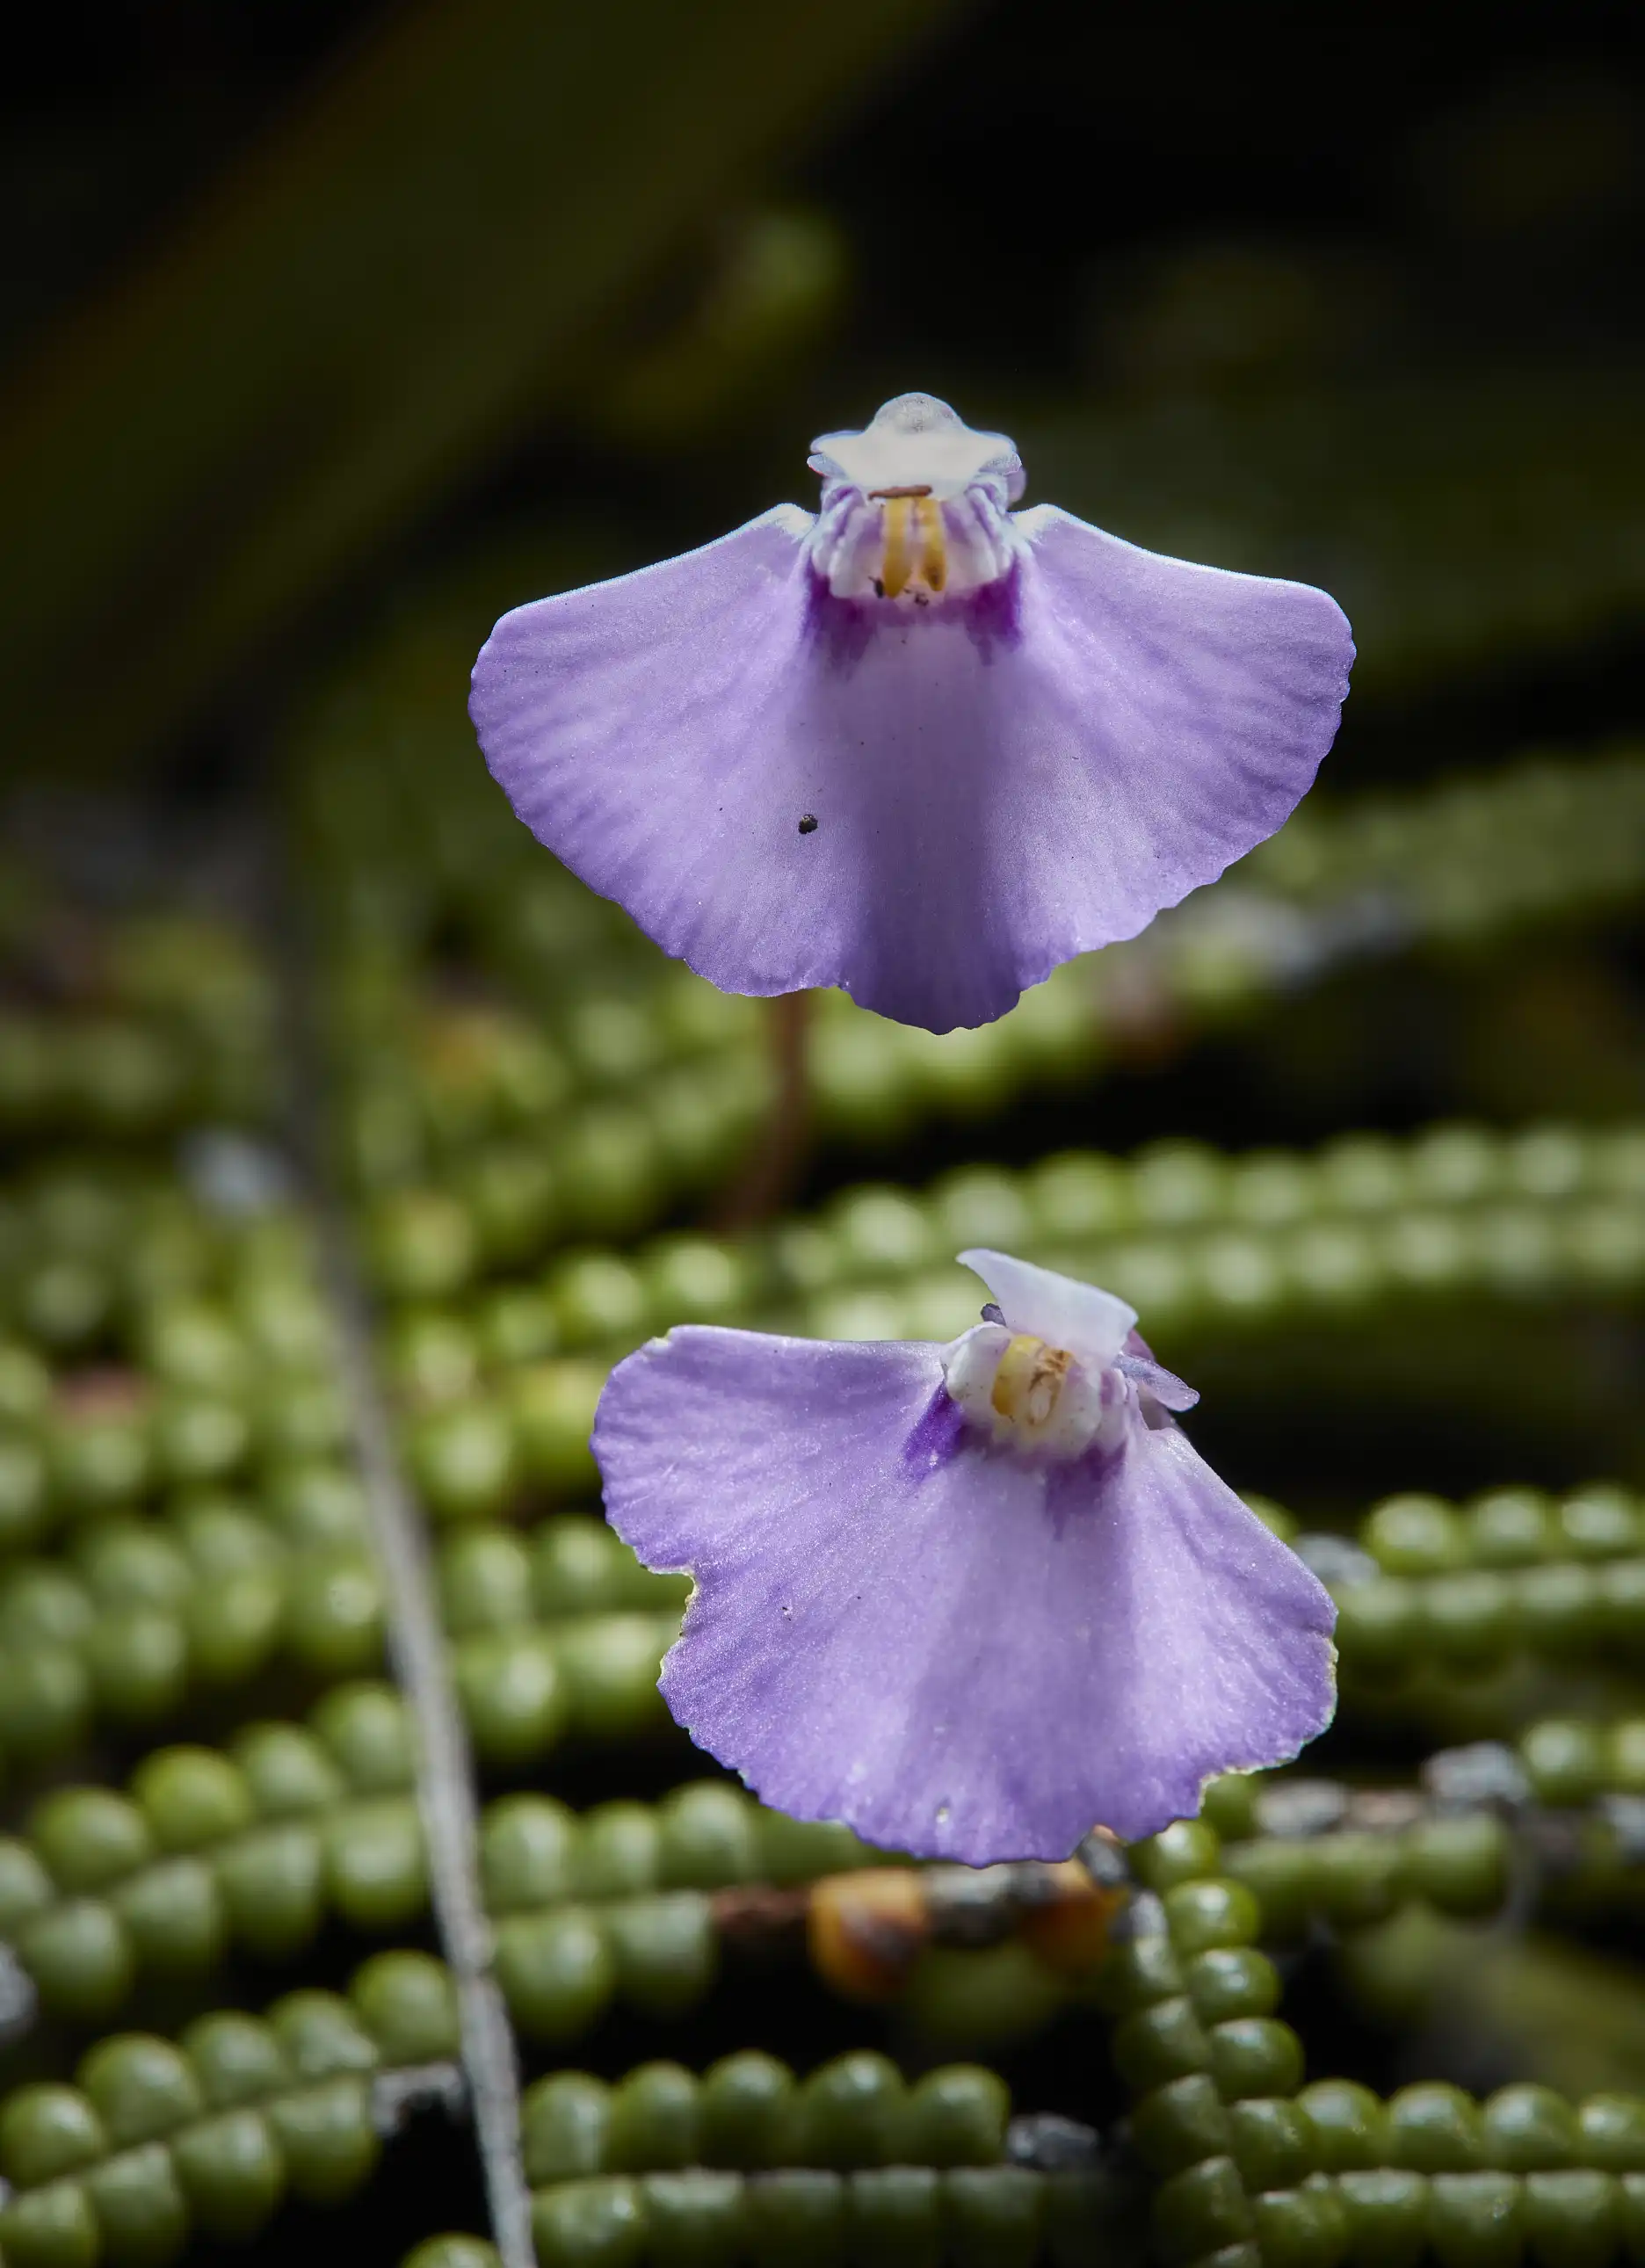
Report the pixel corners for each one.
[7,285,1645,2268]
[0,1487,684,1780]
[0,1949,455,2268]
[375,1120,1642,1386]
[301,728,1645,1286]
[1104,1824,1645,2268]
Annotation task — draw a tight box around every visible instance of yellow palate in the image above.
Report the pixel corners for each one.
[991,1335,1073,1430]
[872,489,946,598]
[917,496,947,592]
[880,496,913,598]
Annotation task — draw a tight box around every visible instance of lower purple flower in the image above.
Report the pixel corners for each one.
[595,1250,1337,1865]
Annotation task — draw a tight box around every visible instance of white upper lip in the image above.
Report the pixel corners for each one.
[808,392,1025,505]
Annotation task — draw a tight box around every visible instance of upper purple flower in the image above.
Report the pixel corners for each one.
[595,1250,1337,1865]
[471,393,1354,1033]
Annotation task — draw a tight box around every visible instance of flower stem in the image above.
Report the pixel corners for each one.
[718,989,815,1227]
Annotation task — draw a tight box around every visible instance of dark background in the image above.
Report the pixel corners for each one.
[4,0,1642,773]
[5,0,1645,1573]
[3,10,1644,2256]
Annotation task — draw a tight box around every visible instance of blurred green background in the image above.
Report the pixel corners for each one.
[7,0,1642,1496]
[3,9,1645,2266]
[3,0,1641,780]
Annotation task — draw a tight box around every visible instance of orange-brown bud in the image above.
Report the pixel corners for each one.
[807,1867,931,2002]
[1018,1857,1127,1976]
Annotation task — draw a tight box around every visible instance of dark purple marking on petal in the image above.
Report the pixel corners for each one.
[800,556,1025,678]
[801,566,877,670]
[901,1384,967,1476]
[1041,1427,1128,1538]
[959,556,1025,658]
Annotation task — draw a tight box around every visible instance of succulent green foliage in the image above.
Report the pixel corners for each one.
[2,820,1645,2268]
[4,297,1645,2267]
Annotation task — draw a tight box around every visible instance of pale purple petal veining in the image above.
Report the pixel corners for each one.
[596,1322,1337,1863]
[470,395,1353,1033]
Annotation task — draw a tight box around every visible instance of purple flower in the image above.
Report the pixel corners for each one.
[471,393,1353,1033]
[595,1249,1337,1865]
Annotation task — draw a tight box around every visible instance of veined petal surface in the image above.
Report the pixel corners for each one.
[596,1325,1337,1863]
[472,450,1352,1032]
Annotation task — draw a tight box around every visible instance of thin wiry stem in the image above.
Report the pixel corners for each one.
[715,988,815,1228]
[282,931,533,2268]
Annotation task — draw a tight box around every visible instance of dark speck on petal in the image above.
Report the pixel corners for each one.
[470,394,1352,1035]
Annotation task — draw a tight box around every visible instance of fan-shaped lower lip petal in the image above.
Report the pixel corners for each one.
[470,482,1352,1033]
[593,1322,1337,1865]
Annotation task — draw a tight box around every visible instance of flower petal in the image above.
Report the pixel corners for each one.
[957,1249,1136,1366]
[596,1328,1336,1863]
[1119,1328,1200,1414]
[1000,502,1354,955]
[472,505,824,994]
[472,501,1352,1033]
